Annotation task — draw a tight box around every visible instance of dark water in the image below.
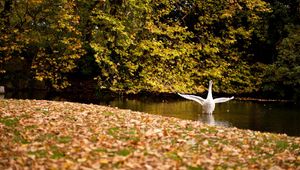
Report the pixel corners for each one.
[2,91,300,136]
[100,98,300,136]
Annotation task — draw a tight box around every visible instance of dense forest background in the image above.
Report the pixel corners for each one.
[0,0,299,100]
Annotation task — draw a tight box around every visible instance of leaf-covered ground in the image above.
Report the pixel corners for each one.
[0,99,299,169]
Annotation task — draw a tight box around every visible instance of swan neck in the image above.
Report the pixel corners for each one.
[207,81,213,99]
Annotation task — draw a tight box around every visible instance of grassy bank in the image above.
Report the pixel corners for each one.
[0,99,299,169]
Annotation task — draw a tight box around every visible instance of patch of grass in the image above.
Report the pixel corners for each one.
[19,113,31,119]
[219,139,230,145]
[200,127,218,134]
[90,135,98,142]
[36,133,56,142]
[13,129,30,144]
[28,150,48,158]
[249,157,258,163]
[165,152,181,161]
[107,127,120,137]
[25,125,38,130]
[118,128,140,142]
[50,146,65,159]
[276,140,289,151]
[103,111,114,116]
[187,166,204,170]
[35,108,49,115]
[56,136,72,144]
[126,128,137,135]
[0,117,19,127]
[113,162,121,168]
[171,139,178,145]
[116,149,131,156]
[253,147,263,154]
[127,136,140,143]
[291,143,299,150]
[93,148,107,152]
[186,125,194,131]
[0,116,31,144]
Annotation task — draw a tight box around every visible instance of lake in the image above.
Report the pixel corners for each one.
[98,98,300,136]
[3,91,300,136]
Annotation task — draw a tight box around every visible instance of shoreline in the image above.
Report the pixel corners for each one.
[2,89,297,104]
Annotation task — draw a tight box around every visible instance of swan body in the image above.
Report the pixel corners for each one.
[178,80,234,114]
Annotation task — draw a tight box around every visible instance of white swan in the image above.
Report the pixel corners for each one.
[178,80,234,114]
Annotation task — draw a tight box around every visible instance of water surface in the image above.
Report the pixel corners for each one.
[99,98,300,136]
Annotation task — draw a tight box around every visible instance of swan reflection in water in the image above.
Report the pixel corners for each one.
[198,113,231,127]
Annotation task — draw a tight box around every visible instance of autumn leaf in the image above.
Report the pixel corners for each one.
[0,99,299,169]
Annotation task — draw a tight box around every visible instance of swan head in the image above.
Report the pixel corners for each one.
[208,80,213,89]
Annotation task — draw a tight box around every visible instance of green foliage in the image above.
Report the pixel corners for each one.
[29,0,85,89]
[263,25,300,99]
[89,0,271,94]
[1,0,299,100]
[183,0,270,94]
[1,0,84,89]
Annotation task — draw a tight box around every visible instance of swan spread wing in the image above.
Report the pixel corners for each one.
[213,96,234,104]
[178,93,205,105]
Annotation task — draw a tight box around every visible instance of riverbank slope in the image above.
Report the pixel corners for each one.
[0,99,299,169]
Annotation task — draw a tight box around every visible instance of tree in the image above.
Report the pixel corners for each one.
[0,0,85,89]
[89,0,271,94]
[1,0,283,98]
[89,0,198,93]
[263,25,300,99]
[176,0,270,94]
